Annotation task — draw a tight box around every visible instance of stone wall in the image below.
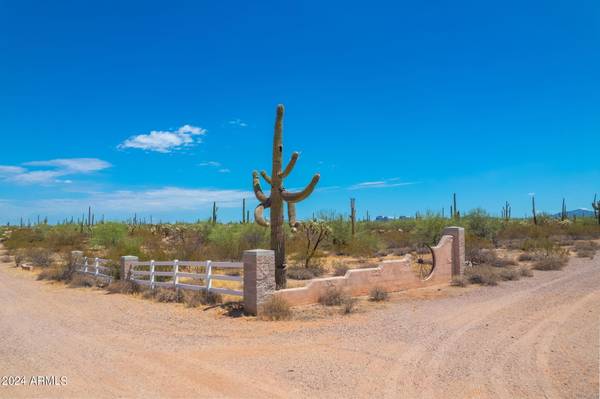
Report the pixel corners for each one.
[242,227,465,314]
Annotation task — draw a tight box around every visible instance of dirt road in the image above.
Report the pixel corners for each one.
[0,245,598,399]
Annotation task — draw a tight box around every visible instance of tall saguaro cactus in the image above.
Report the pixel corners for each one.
[592,194,600,225]
[253,105,320,289]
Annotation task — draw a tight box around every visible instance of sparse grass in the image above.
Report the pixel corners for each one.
[519,266,533,277]
[333,262,349,276]
[182,290,223,307]
[106,280,140,295]
[341,297,358,314]
[154,288,183,303]
[287,267,316,280]
[319,287,346,306]
[464,265,499,286]
[69,273,96,288]
[499,268,521,281]
[518,252,535,262]
[574,241,598,259]
[28,248,53,268]
[259,296,292,321]
[532,253,568,271]
[369,286,389,302]
[37,260,77,282]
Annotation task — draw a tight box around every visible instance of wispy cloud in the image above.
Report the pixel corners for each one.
[0,187,252,218]
[0,158,111,185]
[118,125,207,153]
[218,168,231,173]
[349,178,417,190]
[228,119,248,128]
[199,161,221,167]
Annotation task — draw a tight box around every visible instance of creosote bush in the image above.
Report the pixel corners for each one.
[499,268,521,281]
[465,265,499,286]
[532,253,568,271]
[259,296,292,321]
[319,287,346,306]
[369,286,389,302]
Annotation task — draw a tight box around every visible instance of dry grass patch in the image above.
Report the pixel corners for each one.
[574,241,598,259]
[319,287,346,306]
[532,253,568,271]
[519,266,533,277]
[341,297,358,314]
[369,286,389,301]
[69,274,96,288]
[106,280,140,295]
[259,296,292,321]
[465,265,499,286]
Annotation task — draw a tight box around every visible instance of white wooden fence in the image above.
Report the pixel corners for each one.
[76,256,114,282]
[129,260,243,297]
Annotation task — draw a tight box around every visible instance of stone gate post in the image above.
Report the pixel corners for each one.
[442,226,465,276]
[243,249,275,316]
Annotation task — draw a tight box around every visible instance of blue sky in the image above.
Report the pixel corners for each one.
[0,0,599,224]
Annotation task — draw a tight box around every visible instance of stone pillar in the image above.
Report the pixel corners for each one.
[70,251,83,268]
[442,226,465,276]
[243,249,275,316]
[120,256,139,280]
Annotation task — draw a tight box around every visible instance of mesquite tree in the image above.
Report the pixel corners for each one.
[252,105,320,289]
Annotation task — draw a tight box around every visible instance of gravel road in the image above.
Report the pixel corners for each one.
[0,245,598,399]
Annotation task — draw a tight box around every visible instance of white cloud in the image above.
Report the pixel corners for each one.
[228,119,248,128]
[0,158,111,185]
[218,168,231,173]
[349,178,417,190]
[199,161,222,167]
[0,187,252,218]
[118,125,207,153]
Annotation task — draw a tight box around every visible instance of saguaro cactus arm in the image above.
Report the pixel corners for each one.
[287,202,299,230]
[260,170,272,185]
[281,174,321,203]
[279,152,299,178]
[255,203,270,227]
[253,171,269,203]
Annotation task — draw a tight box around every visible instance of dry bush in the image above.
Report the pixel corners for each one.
[465,265,499,286]
[451,275,468,287]
[287,267,316,280]
[259,296,292,321]
[519,266,533,277]
[533,253,568,271]
[499,268,521,281]
[574,241,598,259]
[369,286,389,302]
[518,252,535,262]
[1,255,11,263]
[333,262,349,277]
[69,274,96,288]
[319,287,346,306]
[37,259,77,282]
[106,280,140,295]
[154,288,183,303]
[27,248,53,268]
[182,290,223,307]
[341,297,358,314]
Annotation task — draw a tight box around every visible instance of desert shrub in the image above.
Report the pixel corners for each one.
[410,215,448,246]
[574,241,598,259]
[1,255,11,263]
[106,280,140,295]
[450,275,468,287]
[69,274,96,288]
[14,251,25,267]
[369,286,389,302]
[519,266,533,277]
[491,257,516,268]
[499,268,521,281]
[154,288,183,303]
[91,223,129,247]
[141,288,156,300]
[27,248,53,268]
[465,209,501,241]
[319,287,346,306]
[287,267,316,280]
[259,296,292,321]
[341,297,358,314]
[533,253,568,271]
[465,265,498,286]
[346,233,380,257]
[182,290,223,307]
[333,262,349,277]
[518,252,535,261]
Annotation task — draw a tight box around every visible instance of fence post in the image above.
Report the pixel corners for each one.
[243,249,275,316]
[205,260,213,293]
[150,260,155,289]
[94,257,99,276]
[173,260,179,288]
[120,256,139,280]
[70,251,83,271]
[442,226,465,276]
[83,257,89,273]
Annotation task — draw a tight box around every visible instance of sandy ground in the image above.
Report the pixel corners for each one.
[0,244,598,399]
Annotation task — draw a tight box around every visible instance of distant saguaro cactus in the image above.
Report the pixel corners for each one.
[592,194,600,225]
[350,198,356,237]
[561,198,567,221]
[212,202,218,224]
[253,105,320,289]
[531,195,537,225]
[502,201,511,221]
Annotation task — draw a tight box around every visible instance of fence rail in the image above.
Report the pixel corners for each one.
[76,256,113,282]
[129,259,243,297]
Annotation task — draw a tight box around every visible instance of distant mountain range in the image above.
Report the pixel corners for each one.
[552,208,595,218]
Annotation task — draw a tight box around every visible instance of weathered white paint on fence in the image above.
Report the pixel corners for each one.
[129,259,243,297]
